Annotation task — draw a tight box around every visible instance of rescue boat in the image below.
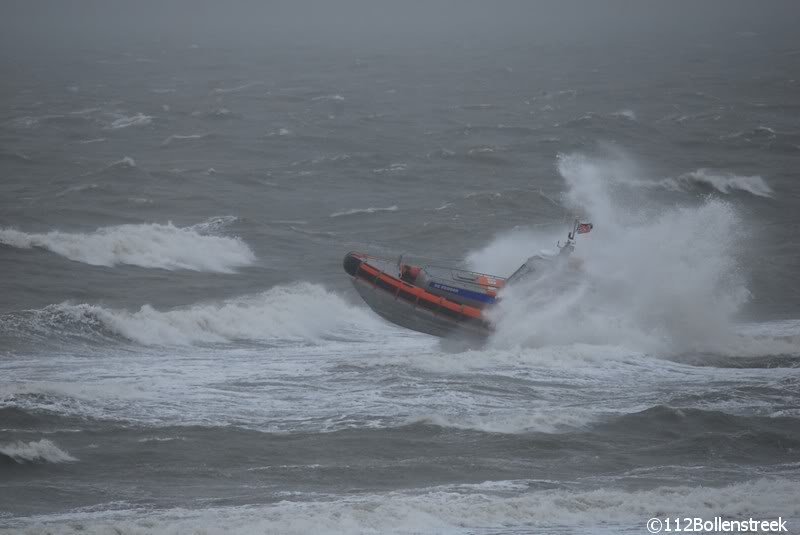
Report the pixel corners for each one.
[343,219,593,338]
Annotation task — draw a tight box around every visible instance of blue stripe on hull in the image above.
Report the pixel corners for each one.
[428,282,496,304]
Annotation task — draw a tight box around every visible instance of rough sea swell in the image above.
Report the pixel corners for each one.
[2,2,800,533]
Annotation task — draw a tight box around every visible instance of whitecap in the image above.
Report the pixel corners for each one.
[188,215,238,234]
[211,82,262,95]
[330,205,398,218]
[21,283,382,346]
[372,163,407,173]
[0,219,255,272]
[109,156,136,168]
[0,439,77,464]
[107,113,153,129]
[160,133,208,146]
[612,109,637,120]
[669,169,773,197]
[136,436,186,443]
[311,94,345,101]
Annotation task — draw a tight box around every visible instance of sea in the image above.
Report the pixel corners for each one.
[1,2,799,533]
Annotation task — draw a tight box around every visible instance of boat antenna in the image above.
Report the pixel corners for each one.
[557,218,578,253]
[536,190,592,252]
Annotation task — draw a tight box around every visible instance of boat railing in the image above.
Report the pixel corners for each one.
[422,264,504,280]
[420,266,505,292]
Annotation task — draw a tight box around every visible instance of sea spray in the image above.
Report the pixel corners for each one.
[464,227,564,276]
[475,152,752,354]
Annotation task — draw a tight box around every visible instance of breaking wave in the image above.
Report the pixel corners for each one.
[211,81,262,95]
[161,133,209,146]
[107,113,153,129]
[0,219,255,272]
[663,169,774,197]
[109,156,137,168]
[474,152,791,355]
[330,205,398,218]
[6,478,798,533]
[6,283,382,346]
[311,94,345,101]
[612,109,637,120]
[537,152,774,199]
[411,408,594,434]
[187,215,239,234]
[0,439,76,464]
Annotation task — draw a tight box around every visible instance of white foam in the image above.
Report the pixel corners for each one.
[312,94,345,101]
[330,205,398,218]
[266,128,291,137]
[107,113,152,129]
[668,169,773,197]
[0,219,255,272]
[68,107,100,116]
[136,436,186,443]
[480,152,755,354]
[8,116,39,128]
[211,82,262,94]
[161,133,207,146]
[40,283,381,346]
[740,319,800,338]
[8,478,799,534]
[54,183,99,198]
[0,439,76,464]
[541,152,773,199]
[373,163,407,173]
[612,109,637,120]
[0,380,166,422]
[725,320,800,356]
[109,156,136,168]
[409,407,595,434]
[187,215,238,234]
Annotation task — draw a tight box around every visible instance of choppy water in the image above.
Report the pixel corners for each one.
[1,3,800,533]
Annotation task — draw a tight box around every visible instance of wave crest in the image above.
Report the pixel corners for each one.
[0,439,76,464]
[665,169,773,197]
[330,205,398,218]
[107,113,153,129]
[5,283,382,346]
[0,219,255,272]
